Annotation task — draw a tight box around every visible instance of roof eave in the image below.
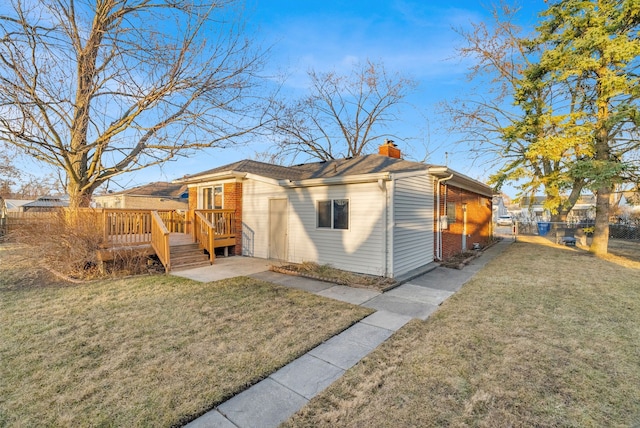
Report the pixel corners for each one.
[429,166,494,197]
[174,171,247,185]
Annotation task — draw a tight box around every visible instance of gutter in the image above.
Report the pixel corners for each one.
[279,172,392,188]
[429,166,493,198]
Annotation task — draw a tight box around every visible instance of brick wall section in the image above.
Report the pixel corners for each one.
[434,183,492,261]
[223,182,243,255]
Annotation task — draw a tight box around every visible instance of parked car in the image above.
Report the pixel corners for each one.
[496,215,513,226]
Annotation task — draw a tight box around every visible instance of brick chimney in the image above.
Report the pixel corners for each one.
[378,139,401,159]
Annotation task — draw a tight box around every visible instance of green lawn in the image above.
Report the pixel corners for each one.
[0,244,372,427]
[284,237,640,427]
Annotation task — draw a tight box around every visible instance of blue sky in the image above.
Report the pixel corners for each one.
[23,0,550,196]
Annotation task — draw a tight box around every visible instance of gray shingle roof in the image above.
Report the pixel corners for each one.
[180,155,430,181]
[21,196,69,208]
[102,182,188,198]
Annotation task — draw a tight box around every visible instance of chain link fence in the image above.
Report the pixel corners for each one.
[514,220,640,242]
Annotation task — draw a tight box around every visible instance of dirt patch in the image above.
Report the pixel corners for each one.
[271,261,396,292]
[440,250,480,269]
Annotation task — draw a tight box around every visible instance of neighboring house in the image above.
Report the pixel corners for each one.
[20,196,69,212]
[518,195,596,222]
[616,191,640,223]
[94,182,189,210]
[175,142,493,278]
[492,194,510,219]
[3,199,35,212]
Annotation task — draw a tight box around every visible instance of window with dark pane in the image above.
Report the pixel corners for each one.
[333,199,349,229]
[317,200,332,228]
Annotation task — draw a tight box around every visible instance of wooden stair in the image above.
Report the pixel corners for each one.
[170,243,211,271]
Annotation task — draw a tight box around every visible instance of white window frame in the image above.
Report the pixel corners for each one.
[202,184,224,209]
[316,198,349,230]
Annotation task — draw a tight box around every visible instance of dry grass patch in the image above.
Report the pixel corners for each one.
[606,239,640,264]
[284,239,640,427]
[272,261,396,291]
[0,244,372,427]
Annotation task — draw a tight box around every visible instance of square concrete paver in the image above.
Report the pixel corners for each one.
[386,284,454,306]
[407,267,470,292]
[270,354,344,399]
[336,322,394,349]
[184,410,236,428]
[218,378,307,428]
[250,271,334,293]
[364,294,439,320]
[316,285,380,305]
[309,334,376,370]
[361,310,413,332]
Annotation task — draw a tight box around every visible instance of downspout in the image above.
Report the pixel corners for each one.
[436,174,453,261]
[378,178,388,277]
[387,179,395,278]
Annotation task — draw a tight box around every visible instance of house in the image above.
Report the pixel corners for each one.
[94,182,189,210]
[518,195,596,222]
[19,196,69,212]
[3,199,36,212]
[492,194,510,220]
[175,142,493,278]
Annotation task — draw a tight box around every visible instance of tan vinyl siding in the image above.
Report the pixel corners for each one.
[392,174,434,276]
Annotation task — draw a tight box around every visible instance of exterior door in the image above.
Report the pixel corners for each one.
[269,199,288,260]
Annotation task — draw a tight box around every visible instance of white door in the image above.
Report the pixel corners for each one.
[269,199,288,260]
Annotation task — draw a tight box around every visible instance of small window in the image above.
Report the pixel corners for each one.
[446,202,456,224]
[317,199,349,229]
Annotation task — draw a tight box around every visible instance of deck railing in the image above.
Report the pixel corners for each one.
[103,209,153,246]
[194,211,216,264]
[159,210,186,233]
[151,211,171,272]
[197,209,236,238]
[102,209,187,245]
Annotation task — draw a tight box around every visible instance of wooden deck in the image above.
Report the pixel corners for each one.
[100,209,236,272]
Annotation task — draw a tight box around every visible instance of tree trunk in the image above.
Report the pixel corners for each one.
[549,180,585,223]
[67,182,93,209]
[590,186,610,255]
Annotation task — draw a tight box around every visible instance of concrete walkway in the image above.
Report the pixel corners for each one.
[181,240,511,428]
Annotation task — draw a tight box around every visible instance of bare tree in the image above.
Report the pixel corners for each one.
[267,60,417,163]
[0,143,19,198]
[0,0,270,208]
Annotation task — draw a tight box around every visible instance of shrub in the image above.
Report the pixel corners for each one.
[6,209,153,279]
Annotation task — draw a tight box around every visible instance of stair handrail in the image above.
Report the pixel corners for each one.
[151,210,171,272]
[194,211,215,264]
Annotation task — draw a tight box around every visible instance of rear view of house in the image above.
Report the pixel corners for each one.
[176,143,493,278]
